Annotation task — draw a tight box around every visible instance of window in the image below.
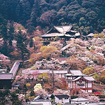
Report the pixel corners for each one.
[77,83,84,86]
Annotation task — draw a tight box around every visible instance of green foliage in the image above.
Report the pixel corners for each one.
[23,84,28,97]
[98,95,105,98]
[40,46,59,59]
[15,89,20,93]
[94,33,105,38]
[38,73,49,81]
[12,100,22,105]
[83,67,94,75]
[99,71,105,84]
[15,30,29,60]
[57,103,62,105]
[29,38,33,47]
[0,0,105,33]
[11,92,22,105]
[0,89,21,105]
[30,90,35,96]
[0,89,10,105]
[93,73,99,80]
[99,75,105,84]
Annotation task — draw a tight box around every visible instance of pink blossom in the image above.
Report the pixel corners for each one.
[32,70,40,79]
[89,96,100,103]
[36,89,48,97]
[53,89,70,95]
[16,75,21,81]
[95,47,102,53]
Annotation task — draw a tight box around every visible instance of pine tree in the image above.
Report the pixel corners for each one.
[8,21,15,46]
[0,15,9,55]
[15,30,29,60]
[29,38,33,47]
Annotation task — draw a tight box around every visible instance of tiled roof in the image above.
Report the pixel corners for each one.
[72,77,81,81]
[72,76,95,82]
[22,69,50,74]
[49,70,68,74]
[40,33,64,37]
[54,25,72,34]
[0,73,13,79]
[54,26,64,33]
[55,95,69,99]
[71,97,89,102]
[70,70,85,76]
[84,76,95,81]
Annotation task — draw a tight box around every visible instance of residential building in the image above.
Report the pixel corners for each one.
[0,73,13,89]
[71,97,89,104]
[55,95,70,104]
[27,95,51,105]
[65,70,95,94]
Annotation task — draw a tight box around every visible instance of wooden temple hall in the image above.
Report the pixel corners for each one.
[39,25,80,42]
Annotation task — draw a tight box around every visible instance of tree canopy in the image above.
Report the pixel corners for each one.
[0,0,105,33]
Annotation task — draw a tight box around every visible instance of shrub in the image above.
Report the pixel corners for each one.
[83,67,94,75]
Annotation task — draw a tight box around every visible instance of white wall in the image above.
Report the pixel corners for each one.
[88,90,92,93]
[88,82,92,88]
[55,97,69,104]
[28,101,52,105]
[71,101,89,104]
[63,98,69,103]
[55,97,62,103]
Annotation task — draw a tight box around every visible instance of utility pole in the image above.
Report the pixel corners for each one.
[52,69,54,93]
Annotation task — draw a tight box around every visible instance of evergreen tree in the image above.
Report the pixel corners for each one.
[8,21,15,46]
[29,38,33,47]
[15,30,29,60]
[0,15,9,55]
[10,92,22,105]
[31,0,41,26]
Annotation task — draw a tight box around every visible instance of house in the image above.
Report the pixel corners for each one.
[64,104,78,105]
[65,70,95,94]
[0,73,13,89]
[0,69,7,73]
[55,95,70,104]
[0,60,22,89]
[49,70,68,78]
[39,25,80,44]
[71,97,89,104]
[27,95,51,105]
[86,102,105,105]
[12,84,19,90]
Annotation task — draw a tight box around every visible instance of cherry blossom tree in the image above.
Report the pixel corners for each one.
[79,90,100,103]
[35,89,48,97]
[31,70,40,80]
[53,89,70,96]
[89,96,100,103]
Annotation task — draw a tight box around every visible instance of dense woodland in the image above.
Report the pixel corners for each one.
[0,0,105,34]
[0,1,105,104]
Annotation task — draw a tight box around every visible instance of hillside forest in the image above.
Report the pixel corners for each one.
[0,0,105,104]
[0,0,105,34]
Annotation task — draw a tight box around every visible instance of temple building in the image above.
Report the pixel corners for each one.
[65,70,95,95]
[39,25,80,44]
[0,73,13,89]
